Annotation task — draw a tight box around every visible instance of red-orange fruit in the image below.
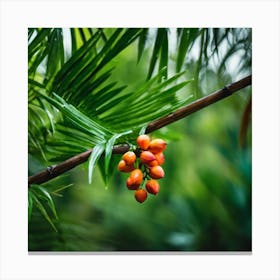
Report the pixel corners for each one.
[148,139,166,154]
[118,160,126,171]
[122,151,136,165]
[154,152,165,165]
[134,189,148,203]
[149,165,165,179]
[146,159,158,167]
[129,169,143,185]
[140,151,156,165]
[136,134,150,150]
[118,160,135,172]
[126,177,140,190]
[145,180,160,195]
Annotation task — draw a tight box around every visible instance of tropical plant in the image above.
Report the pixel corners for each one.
[28,28,252,251]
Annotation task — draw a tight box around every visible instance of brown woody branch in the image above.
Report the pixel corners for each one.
[28,75,252,186]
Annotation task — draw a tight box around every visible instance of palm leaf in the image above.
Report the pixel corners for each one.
[28,191,33,221]
[28,28,194,185]
[41,92,112,141]
[159,28,169,79]
[137,28,149,62]
[29,27,251,188]
[176,28,200,72]
[29,185,59,231]
[45,28,64,83]
[147,28,167,80]
[28,28,51,60]
[104,130,133,183]
[88,143,105,184]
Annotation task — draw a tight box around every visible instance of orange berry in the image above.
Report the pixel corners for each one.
[134,189,148,203]
[126,177,140,190]
[137,134,151,150]
[117,160,135,172]
[122,151,136,165]
[149,165,165,179]
[148,139,166,154]
[146,159,158,167]
[140,151,156,165]
[154,152,165,165]
[129,169,143,185]
[118,160,126,170]
[145,180,160,195]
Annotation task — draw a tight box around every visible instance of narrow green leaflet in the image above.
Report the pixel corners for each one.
[95,86,128,114]
[70,28,78,54]
[37,98,56,134]
[55,29,123,97]
[176,28,200,72]
[98,155,121,187]
[97,68,168,119]
[28,131,48,163]
[28,47,49,75]
[147,28,166,80]
[137,28,148,62]
[75,68,114,107]
[31,194,58,232]
[53,31,102,92]
[40,92,112,141]
[78,28,88,44]
[28,191,33,221]
[29,185,58,231]
[139,125,148,135]
[47,124,97,151]
[98,77,193,129]
[159,28,168,79]
[88,144,105,184]
[51,184,74,197]
[104,130,133,181]
[96,28,142,72]
[45,28,64,82]
[28,28,36,41]
[30,185,58,220]
[176,29,190,72]
[28,28,51,60]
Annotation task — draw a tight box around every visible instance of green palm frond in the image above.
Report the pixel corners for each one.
[147,28,169,80]
[28,27,250,186]
[176,28,200,72]
[137,28,149,62]
[28,28,194,164]
[28,27,251,239]
[29,185,58,231]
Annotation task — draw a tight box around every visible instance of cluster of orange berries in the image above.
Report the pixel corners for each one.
[117,134,166,203]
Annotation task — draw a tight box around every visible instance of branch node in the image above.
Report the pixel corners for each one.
[223,85,230,94]
[47,166,55,175]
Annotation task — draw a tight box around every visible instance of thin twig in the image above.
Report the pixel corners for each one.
[28,75,252,186]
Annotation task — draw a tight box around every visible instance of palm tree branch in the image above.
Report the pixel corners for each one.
[28,75,251,186]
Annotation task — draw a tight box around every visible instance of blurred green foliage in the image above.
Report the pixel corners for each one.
[28,28,251,251]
